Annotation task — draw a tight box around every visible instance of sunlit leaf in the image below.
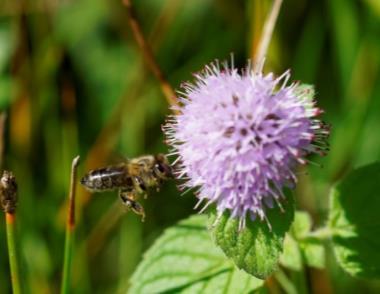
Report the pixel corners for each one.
[280,234,302,271]
[281,211,325,270]
[301,241,325,269]
[130,214,263,294]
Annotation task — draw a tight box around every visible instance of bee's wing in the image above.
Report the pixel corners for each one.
[107,153,130,165]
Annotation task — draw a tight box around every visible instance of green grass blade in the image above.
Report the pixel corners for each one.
[61,156,80,294]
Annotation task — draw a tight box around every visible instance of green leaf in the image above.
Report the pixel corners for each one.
[280,235,302,271]
[301,241,325,269]
[208,193,295,279]
[291,211,312,238]
[129,214,263,294]
[281,211,325,270]
[291,211,325,269]
[329,162,380,278]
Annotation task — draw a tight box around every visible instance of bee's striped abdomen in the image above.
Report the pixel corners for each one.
[80,165,132,192]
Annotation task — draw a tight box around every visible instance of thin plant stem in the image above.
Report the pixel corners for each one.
[6,212,22,294]
[0,113,6,168]
[289,241,310,294]
[299,265,310,294]
[61,156,80,294]
[254,0,284,71]
[122,0,179,109]
[0,113,22,294]
[274,269,297,294]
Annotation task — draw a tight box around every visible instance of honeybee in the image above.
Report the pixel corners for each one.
[80,154,172,220]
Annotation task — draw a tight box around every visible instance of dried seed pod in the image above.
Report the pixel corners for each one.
[0,171,18,214]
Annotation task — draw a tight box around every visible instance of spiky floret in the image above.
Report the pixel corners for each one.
[163,61,329,230]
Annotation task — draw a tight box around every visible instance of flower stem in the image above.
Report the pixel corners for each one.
[0,113,21,293]
[122,0,179,109]
[61,156,80,294]
[274,269,297,294]
[254,0,284,70]
[5,212,22,294]
[299,264,310,294]
[0,113,6,167]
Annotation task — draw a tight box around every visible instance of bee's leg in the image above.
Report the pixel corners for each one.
[155,180,161,192]
[156,177,164,192]
[119,190,145,221]
[125,199,146,222]
[132,176,147,195]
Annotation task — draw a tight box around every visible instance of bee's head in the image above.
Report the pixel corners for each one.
[80,175,92,190]
[80,174,100,192]
[154,154,172,179]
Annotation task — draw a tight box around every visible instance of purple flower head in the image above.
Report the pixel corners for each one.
[163,60,329,230]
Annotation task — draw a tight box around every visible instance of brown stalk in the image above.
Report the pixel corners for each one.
[122,0,179,109]
[254,0,284,71]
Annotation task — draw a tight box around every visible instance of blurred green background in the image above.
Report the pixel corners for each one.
[0,0,380,293]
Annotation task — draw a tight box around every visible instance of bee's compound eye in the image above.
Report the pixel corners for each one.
[80,176,87,185]
[155,163,165,173]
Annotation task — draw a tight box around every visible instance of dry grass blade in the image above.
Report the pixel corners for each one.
[122,0,179,109]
